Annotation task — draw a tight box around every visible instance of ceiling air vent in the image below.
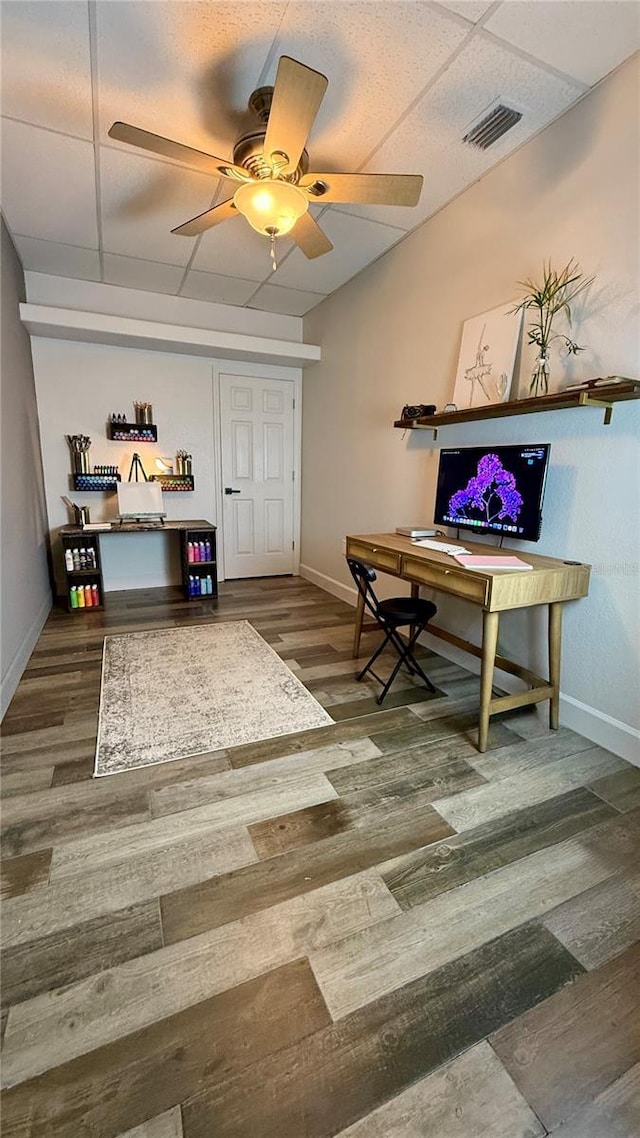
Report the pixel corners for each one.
[463,103,523,150]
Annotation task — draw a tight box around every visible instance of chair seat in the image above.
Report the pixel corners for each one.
[377,596,437,626]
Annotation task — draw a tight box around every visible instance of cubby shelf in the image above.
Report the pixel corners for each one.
[393,379,640,439]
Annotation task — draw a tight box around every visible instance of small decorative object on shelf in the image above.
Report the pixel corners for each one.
[150,474,195,492]
[400,404,436,421]
[66,434,92,474]
[512,259,595,396]
[134,401,154,424]
[176,450,193,474]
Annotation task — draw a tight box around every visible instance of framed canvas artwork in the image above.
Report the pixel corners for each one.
[452,302,523,409]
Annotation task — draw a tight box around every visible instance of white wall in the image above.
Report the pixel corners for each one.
[25,274,303,343]
[1,219,51,718]
[32,336,301,592]
[301,55,640,761]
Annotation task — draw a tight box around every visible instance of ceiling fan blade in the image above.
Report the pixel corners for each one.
[108,122,251,182]
[291,212,333,259]
[171,197,238,237]
[263,57,328,176]
[300,172,424,206]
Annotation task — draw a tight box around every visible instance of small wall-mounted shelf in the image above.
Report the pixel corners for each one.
[72,472,121,492]
[150,474,194,492]
[394,379,640,439]
[107,422,158,442]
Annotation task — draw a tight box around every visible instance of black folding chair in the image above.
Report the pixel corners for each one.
[347,557,438,705]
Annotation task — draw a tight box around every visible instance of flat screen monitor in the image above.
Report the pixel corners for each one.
[434,443,550,542]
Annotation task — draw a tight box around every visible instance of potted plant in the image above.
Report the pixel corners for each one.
[512,259,594,396]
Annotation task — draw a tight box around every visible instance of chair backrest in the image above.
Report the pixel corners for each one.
[346,557,382,621]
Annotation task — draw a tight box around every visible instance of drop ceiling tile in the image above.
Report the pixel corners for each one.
[96,1,287,159]
[437,1,495,22]
[485,1,640,86]
[336,32,584,230]
[271,210,402,293]
[264,1,469,171]
[100,146,217,265]
[102,254,185,294]
[12,236,101,281]
[248,283,327,317]
[179,270,259,306]
[1,119,99,247]
[190,213,289,282]
[1,0,93,139]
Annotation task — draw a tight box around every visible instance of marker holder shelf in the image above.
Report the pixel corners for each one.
[106,422,158,443]
[72,472,121,492]
[150,474,195,492]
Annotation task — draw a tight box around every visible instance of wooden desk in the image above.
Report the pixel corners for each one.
[346,533,590,752]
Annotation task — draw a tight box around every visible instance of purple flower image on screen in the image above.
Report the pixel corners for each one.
[448,454,524,524]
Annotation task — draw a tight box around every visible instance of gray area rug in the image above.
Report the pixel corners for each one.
[95,621,333,776]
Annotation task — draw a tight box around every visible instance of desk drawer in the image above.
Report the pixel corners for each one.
[402,555,488,603]
[347,540,401,575]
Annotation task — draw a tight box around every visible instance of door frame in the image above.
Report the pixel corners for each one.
[212,361,303,582]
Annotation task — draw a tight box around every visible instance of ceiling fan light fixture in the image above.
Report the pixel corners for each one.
[233,180,307,237]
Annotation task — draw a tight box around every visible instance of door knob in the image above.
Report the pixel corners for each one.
[225,487,241,495]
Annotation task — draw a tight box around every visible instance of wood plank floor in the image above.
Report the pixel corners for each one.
[1,577,639,1137]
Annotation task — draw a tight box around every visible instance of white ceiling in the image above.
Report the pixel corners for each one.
[2,1,638,317]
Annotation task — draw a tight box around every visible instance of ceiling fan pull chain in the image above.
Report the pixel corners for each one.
[270,232,278,272]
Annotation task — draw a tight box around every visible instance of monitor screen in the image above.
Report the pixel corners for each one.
[434,443,550,542]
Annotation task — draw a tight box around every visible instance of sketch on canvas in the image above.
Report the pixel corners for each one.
[452,302,523,409]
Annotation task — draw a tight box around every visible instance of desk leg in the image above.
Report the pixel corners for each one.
[410,583,420,645]
[549,602,563,730]
[478,610,500,752]
[353,590,365,659]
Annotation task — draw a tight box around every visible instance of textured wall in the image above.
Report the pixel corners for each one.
[1,218,51,717]
[301,56,640,745]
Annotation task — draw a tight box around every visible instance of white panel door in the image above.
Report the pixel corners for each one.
[220,374,295,578]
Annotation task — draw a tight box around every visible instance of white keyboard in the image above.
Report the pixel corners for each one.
[412,538,468,555]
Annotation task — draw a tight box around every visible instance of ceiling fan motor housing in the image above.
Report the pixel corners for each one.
[233,130,309,181]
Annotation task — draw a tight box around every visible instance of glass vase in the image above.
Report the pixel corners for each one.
[530,354,550,397]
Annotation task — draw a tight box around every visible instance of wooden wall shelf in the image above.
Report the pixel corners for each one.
[393,379,640,438]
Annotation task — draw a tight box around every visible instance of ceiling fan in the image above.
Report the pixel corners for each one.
[109,55,423,265]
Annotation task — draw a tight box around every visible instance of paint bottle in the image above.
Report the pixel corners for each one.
[83,584,92,607]
[187,542,194,563]
[70,586,78,609]
[199,542,207,562]
[91,584,100,606]
[193,543,200,563]
[77,584,85,608]
[65,548,74,572]
[205,575,212,595]
[72,548,80,570]
[204,540,211,561]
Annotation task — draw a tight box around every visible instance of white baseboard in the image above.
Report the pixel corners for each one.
[299,563,356,607]
[556,696,639,767]
[299,562,640,766]
[1,595,52,720]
